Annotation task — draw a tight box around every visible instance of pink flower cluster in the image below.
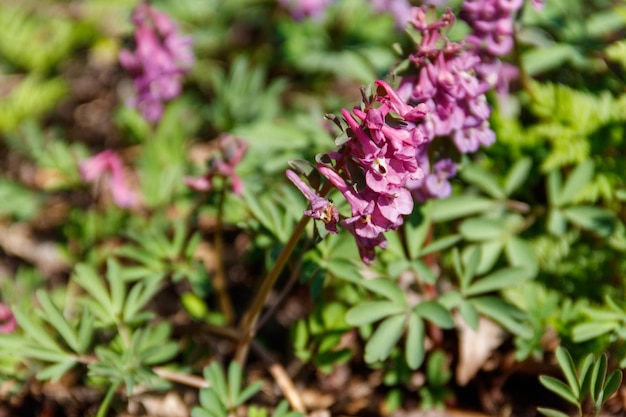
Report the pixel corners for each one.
[399,7,495,154]
[80,150,138,208]
[460,0,545,99]
[289,6,500,264]
[289,79,431,264]
[185,135,248,196]
[462,0,544,56]
[119,3,194,123]
[395,7,495,200]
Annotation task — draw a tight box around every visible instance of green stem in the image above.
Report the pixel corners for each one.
[234,214,311,363]
[234,154,341,363]
[95,380,120,417]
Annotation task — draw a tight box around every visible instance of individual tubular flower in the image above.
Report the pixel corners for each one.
[278,0,335,20]
[80,150,138,208]
[185,135,247,196]
[286,170,339,233]
[119,3,194,123]
[0,304,16,334]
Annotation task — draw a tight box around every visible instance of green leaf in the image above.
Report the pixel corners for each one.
[459,299,479,330]
[410,260,436,285]
[559,161,594,205]
[578,354,595,397]
[547,208,567,236]
[141,342,178,365]
[462,245,481,288]
[536,407,571,417]
[590,354,607,405]
[474,240,503,275]
[452,248,467,290]
[465,267,528,297]
[206,362,228,404]
[426,349,450,386]
[504,157,532,196]
[430,195,495,222]
[198,388,225,417]
[361,278,407,306]
[459,217,508,241]
[547,170,563,207]
[326,258,360,282]
[36,290,78,352]
[73,264,113,319]
[37,359,76,382]
[505,237,538,279]
[0,179,41,220]
[555,347,580,398]
[12,306,63,352]
[171,222,188,259]
[471,296,531,337]
[228,362,242,407]
[419,234,462,256]
[404,203,430,260]
[123,275,163,323]
[563,206,615,237]
[461,165,506,199]
[413,301,454,329]
[539,375,579,406]
[364,314,406,363]
[572,321,618,342]
[20,345,71,362]
[522,43,582,76]
[107,259,125,316]
[602,370,623,406]
[76,309,94,354]
[346,301,406,326]
[236,381,263,406]
[405,312,425,370]
[191,407,218,417]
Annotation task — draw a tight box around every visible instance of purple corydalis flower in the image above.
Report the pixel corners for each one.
[278,0,334,20]
[0,304,16,334]
[185,135,247,196]
[119,3,194,123]
[412,158,457,202]
[80,150,138,208]
[400,7,495,156]
[286,170,338,233]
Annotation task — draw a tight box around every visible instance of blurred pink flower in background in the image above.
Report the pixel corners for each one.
[370,0,413,29]
[119,3,194,122]
[278,0,335,20]
[185,135,248,196]
[80,150,138,208]
[0,304,17,334]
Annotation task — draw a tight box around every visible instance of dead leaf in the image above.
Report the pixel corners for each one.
[456,315,506,386]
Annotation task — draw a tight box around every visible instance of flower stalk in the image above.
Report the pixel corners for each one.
[235,213,312,363]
